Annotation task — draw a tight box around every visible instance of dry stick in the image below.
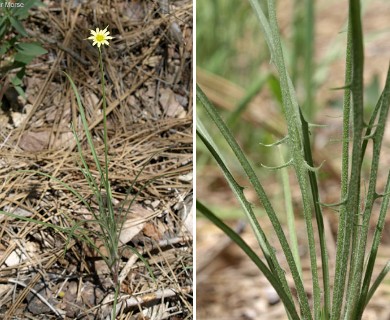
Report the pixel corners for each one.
[0,201,44,268]
[185,43,193,114]
[92,286,192,318]
[118,253,139,284]
[117,225,192,285]
[112,0,125,37]
[12,6,81,150]
[149,240,187,308]
[7,279,65,318]
[0,130,77,284]
[109,247,191,318]
[120,286,192,309]
[5,254,59,318]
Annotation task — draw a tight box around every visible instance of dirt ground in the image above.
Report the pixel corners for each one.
[0,1,193,319]
[196,0,390,319]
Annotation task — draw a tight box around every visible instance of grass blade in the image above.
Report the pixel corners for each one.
[365,261,390,308]
[347,65,390,319]
[356,171,390,318]
[197,85,312,319]
[197,200,300,320]
[247,0,321,314]
[331,20,353,320]
[278,146,302,277]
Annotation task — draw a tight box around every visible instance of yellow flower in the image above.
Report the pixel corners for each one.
[88,26,114,48]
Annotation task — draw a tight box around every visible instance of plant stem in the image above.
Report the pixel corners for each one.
[265,0,321,315]
[98,47,118,320]
[347,66,390,319]
[303,0,315,120]
[197,85,312,319]
[279,145,302,277]
[342,0,365,317]
[197,200,300,320]
[330,19,353,320]
[299,110,330,318]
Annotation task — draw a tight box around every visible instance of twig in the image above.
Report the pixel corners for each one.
[26,29,91,66]
[116,286,192,314]
[7,278,65,318]
[122,286,192,307]
[118,253,139,284]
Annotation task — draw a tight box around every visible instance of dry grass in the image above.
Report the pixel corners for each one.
[0,1,193,319]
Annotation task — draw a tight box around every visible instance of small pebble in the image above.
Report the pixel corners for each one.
[265,286,280,305]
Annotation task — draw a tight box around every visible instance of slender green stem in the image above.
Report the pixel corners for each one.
[357,171,390,319]
[291,0,303,85]
[246,0,322,316]
[197,98,296,313]
[279,146,302,277]
[98,48,109,186]
[343,0,365,317]
[64,72,104,176]
[299,109,330,318]
[356,68,390,319]
[346,66,390,319]
[197,200,300,320]
[265,0,321,315]
[197,85,312,319]
[330,20,353,320]
[303,0,315,120]
[98,48,115,231]
[365,261,390,307]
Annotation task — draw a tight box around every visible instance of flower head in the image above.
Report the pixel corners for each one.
[88,26,114,48]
